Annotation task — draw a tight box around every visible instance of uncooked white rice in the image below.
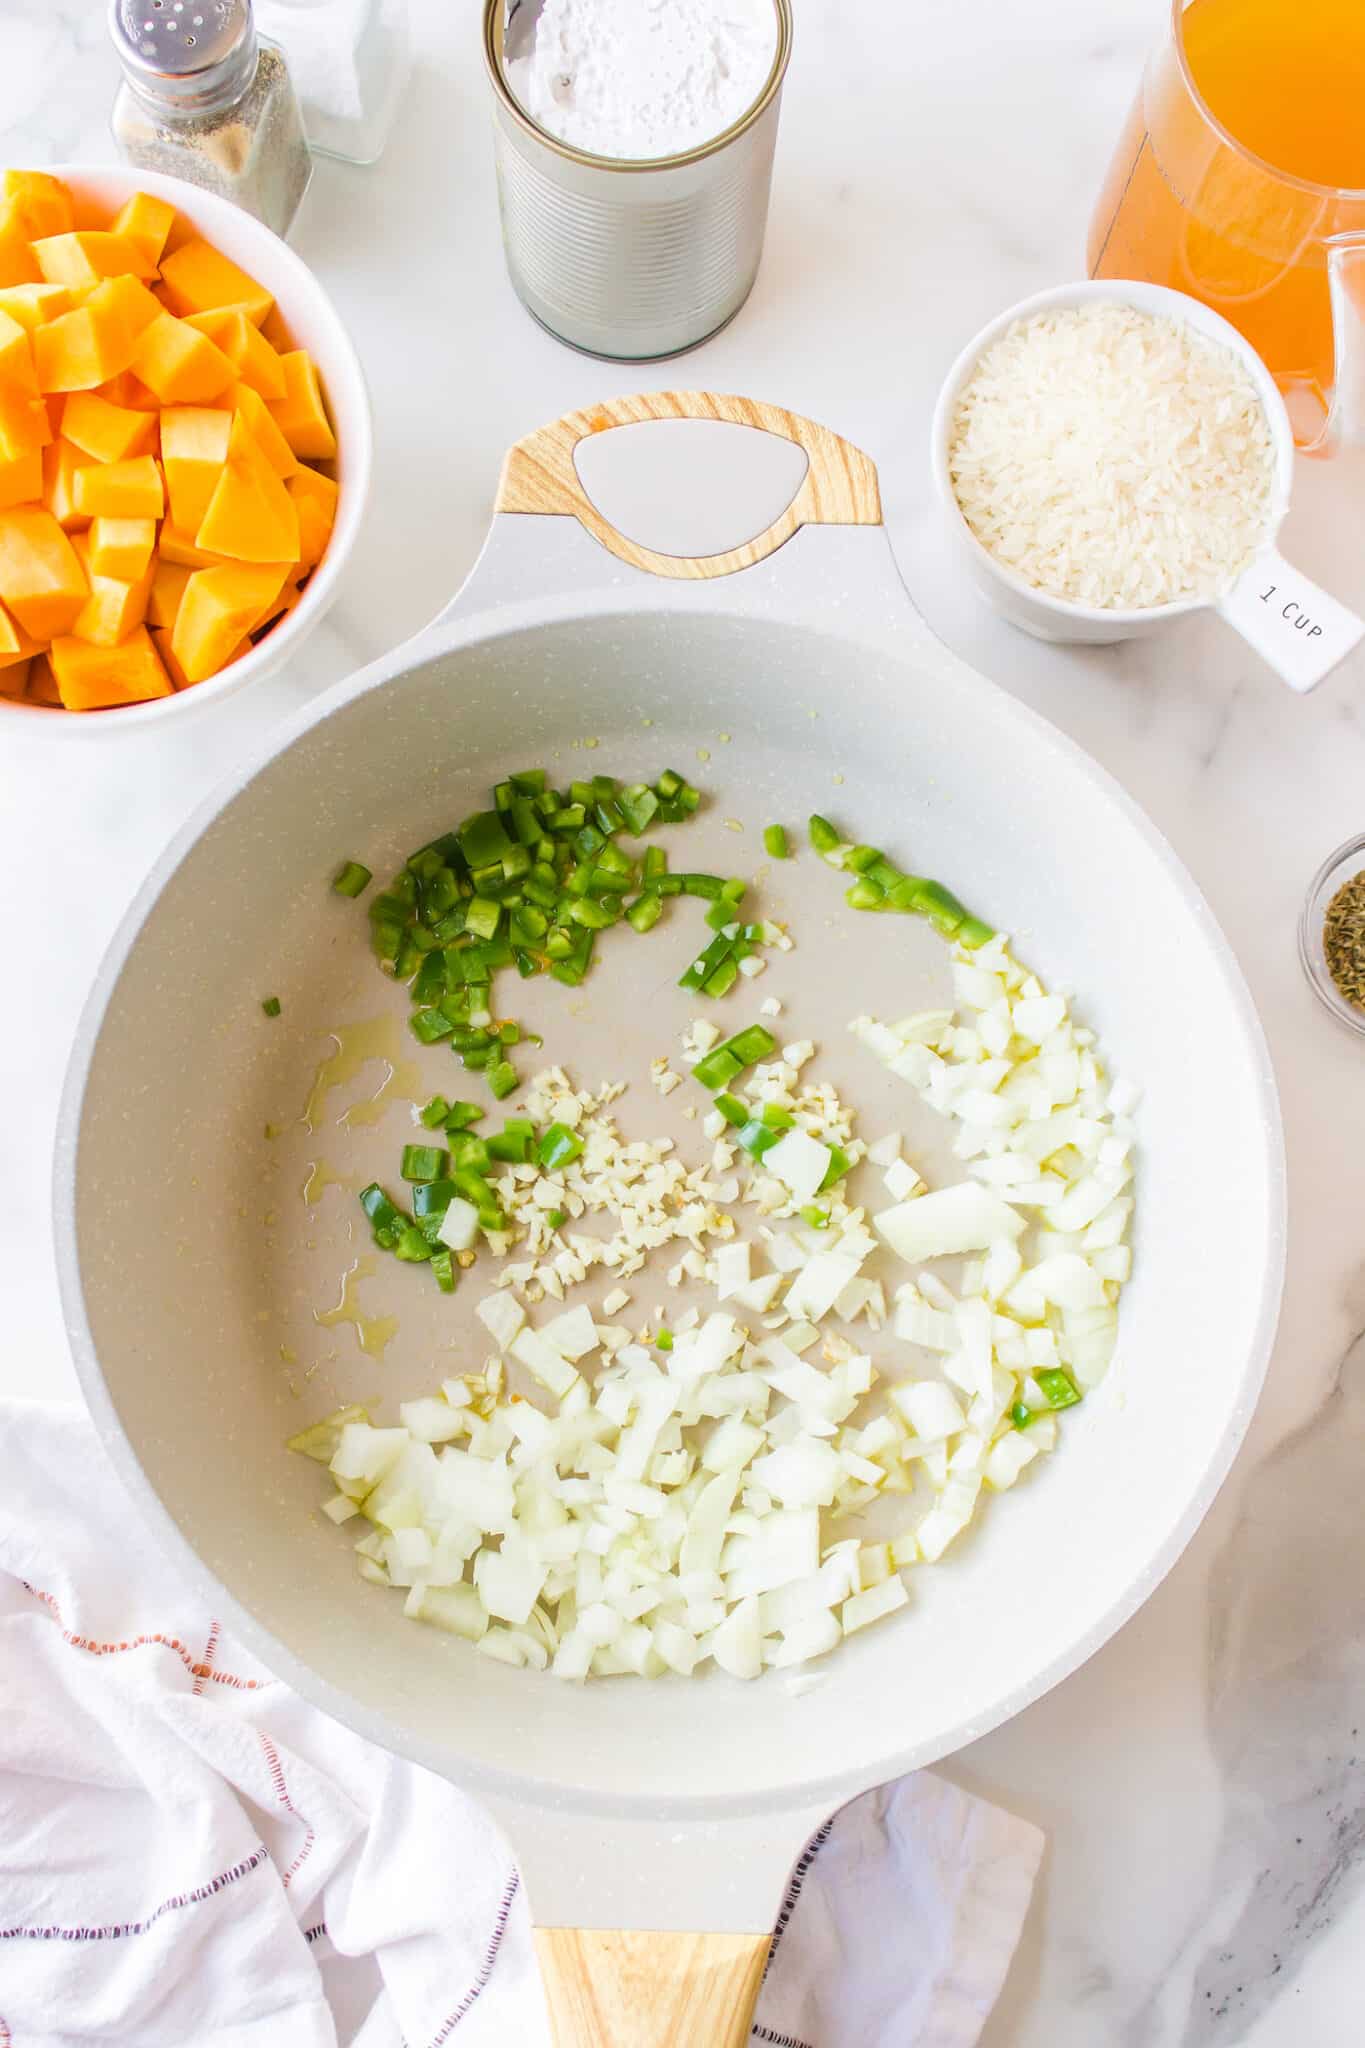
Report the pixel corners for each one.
[948,303,1275,609]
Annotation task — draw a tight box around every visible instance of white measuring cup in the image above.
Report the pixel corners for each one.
[930,278,1364,693]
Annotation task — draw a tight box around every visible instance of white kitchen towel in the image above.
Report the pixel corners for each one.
[0,1400,1043,2048]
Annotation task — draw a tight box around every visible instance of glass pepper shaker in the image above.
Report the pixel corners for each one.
[109,0,313,239]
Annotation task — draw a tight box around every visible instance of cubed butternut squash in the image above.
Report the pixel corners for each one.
[25,650,61,704]
[61,390,158,463]
[92,273,163,344]
[287,465,337,569]
[42,439,96,529]
[111,192,176,267]
[73,453,164,521]
[3,171,75,241]
[158,239,273,325]
[131,310,236,403]
[0,385,51,461]
[232,380,298,478]
[49,623,172,708]
[33,274,159,392]
[0,282,75,332]
[70,533,155,647]
[32,232,158,289]
[267,351,336,460]
[160,406,232,531]
[0,309,37,391]
[96,369,161,411]
[87,514,155,582]
[156,626,252,688]
[146,557,191,631]
[156,520,230,569]
[184,308,286,399]
[0,185,334,716]
[196,411,299,563]
[252,574,303,632]
[0,209,41,288]
[0,595,40,667]
[0,505,88,637]
[0,446,42,509]
[171,561,289,682]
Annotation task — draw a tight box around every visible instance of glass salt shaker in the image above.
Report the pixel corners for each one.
[254,0,410,166]
[109,0,313,239]
[254,0,411,166]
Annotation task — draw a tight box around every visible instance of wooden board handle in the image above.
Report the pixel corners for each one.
[534,1927,770,2047]
[496,390,882,581]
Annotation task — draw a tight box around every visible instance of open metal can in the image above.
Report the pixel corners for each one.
[482,0,792,361]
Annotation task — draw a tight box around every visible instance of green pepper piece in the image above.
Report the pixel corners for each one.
[333,858,373,898]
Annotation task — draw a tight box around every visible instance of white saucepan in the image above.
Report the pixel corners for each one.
[56,393,1285,2045]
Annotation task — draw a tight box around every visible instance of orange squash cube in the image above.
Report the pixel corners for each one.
[87,514,155,582]
[268,352,335,460]
[32,232,158,289]
[147,557,192,631]
[3,171,75,241]
[0,595,40,667]
[184,308,286,399]
[0,209,40,289]
[42,439,97,529]
[252,574,302,633]
[34,308,109,392]
[171,561,289,681]
[0,446,42,509]
[0,505,87,637]
[150,627,191,689]
[73,453,164,520]
[258,304,295,355]
[0,384,52,462]
[160,406,232,531]
[70,533,155,647]
[0,309,37,392]
[0,654,29,698]
[196,411,299,563]
[93,273,163,341]
[153,626,251,690]
[287,465,337,569]
[233,380,297,478]
[61,390,158,463]
[156,520,229,569]
[0,282,75,332]
[33,274,159,392]
[96,369,161,412]
[158,240,272,325]
[132,311,235,403]
[49,623,172,709]
[25,651,61,704]
[111,192,176,267]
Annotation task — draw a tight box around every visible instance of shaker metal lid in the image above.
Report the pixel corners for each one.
[110,0,258,108]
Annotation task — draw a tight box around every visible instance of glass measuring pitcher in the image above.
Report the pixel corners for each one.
[1088,0,1365,451]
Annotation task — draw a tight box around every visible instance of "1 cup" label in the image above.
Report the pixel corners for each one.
[1220,548,1365,693]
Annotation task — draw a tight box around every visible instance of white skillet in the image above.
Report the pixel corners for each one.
[56,394,1285,2044]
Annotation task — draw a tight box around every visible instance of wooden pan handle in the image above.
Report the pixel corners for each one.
[534,1927,770,2046]
[496,390,882,581]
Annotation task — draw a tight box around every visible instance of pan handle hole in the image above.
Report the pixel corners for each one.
[572,420,810,563]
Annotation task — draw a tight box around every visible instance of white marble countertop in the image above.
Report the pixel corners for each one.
[4,2,1365,2040]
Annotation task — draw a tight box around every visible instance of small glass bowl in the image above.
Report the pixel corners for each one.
[1300,834,1365,1038]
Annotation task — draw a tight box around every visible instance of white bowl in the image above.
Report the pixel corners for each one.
[929,277,1295,647]
[1,163,372,731]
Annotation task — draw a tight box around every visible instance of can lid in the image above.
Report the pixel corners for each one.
[110,0,258,114]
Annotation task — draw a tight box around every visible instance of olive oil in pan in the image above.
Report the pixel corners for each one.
[313,1253,399,1359]
[301,1016,424,1133]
